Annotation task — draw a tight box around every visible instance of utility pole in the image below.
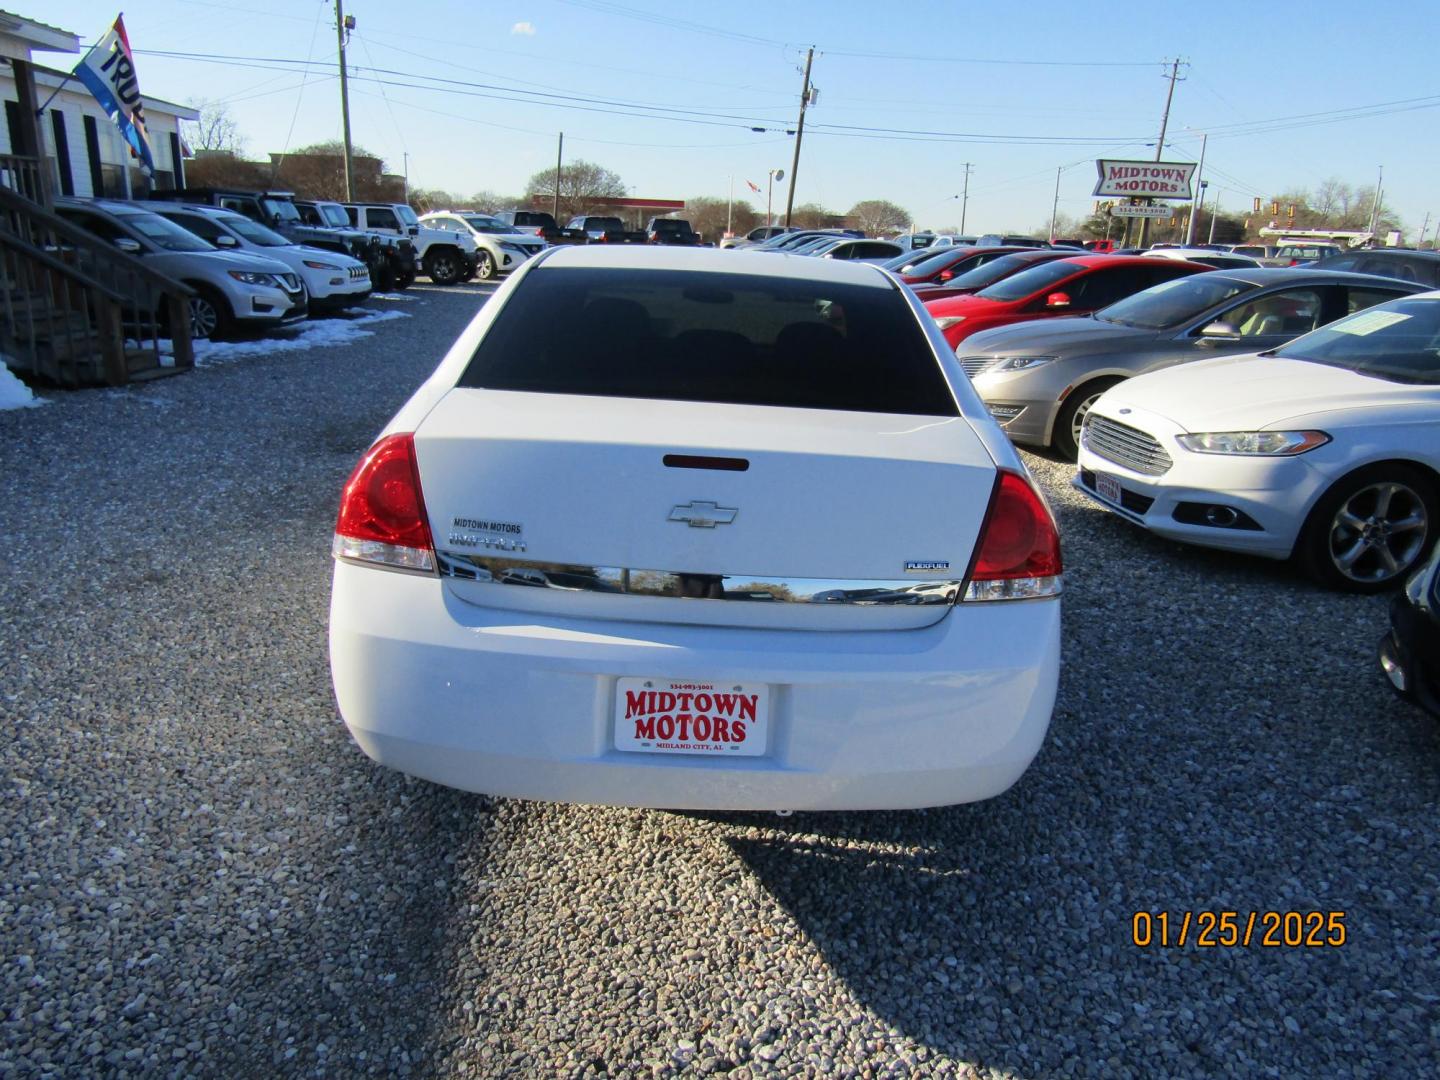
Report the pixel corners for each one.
[1208,188,1221,245]
[1138,58,1183,248]
[1419,210,1432,248]
[783,47,814,227]
[1183,132,1207,246]
[335,0,356,202]
[402,151,409,204]
[1049,166,1062,242]
[726,175,733,236]
[959,162,973,234]
[1368,164,1384,237]
[553,132,564,221]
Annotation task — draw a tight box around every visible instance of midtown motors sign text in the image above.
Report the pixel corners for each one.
[1093,159,1196,199]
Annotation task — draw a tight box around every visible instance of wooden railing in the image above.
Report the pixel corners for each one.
[0,183,194,386]
[0,153,45,206]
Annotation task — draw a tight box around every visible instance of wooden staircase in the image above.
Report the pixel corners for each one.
[0,155,195,388]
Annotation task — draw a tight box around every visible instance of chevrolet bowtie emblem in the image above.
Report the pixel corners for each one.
[668,501,738,528]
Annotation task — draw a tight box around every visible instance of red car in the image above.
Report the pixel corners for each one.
[925,255,1210,348]
[911,250,1074,303]
[897,245,1030,285]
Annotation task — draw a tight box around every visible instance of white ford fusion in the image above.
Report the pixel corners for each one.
[329,246,1061,811]
[1075,292,1440,592]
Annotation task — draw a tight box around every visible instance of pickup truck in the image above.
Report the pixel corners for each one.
[494,210,586,245]
[645,217,700,246]
[147,187,409,289]
[566,215,648,244]
[341,203,479,286]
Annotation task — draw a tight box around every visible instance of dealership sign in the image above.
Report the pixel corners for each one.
[1093,160,1196,199]
[1110,203,1176,219]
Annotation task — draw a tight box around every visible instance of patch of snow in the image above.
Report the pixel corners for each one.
[0,357,45,411]
[162,308,411,367]
[369,293,417,302]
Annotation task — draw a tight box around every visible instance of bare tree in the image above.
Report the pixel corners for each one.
[524,160,627,220]
[787,203,835,229]
[684,196,757,242]
[848,199,912,237]
[186,100,246,155]
[270,141,402,202]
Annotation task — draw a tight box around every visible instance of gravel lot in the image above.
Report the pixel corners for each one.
[2,283,1437,1078]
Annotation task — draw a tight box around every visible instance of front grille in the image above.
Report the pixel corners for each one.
[280,273,301,291]
[1083,415,1173,476]
[349,265,368,280]
[959,356,992,377]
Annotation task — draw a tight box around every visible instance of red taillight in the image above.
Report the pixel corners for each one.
[332,433,435,573]
[964,470,1062,601]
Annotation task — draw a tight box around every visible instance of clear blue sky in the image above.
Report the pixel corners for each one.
[40,0,1440,237]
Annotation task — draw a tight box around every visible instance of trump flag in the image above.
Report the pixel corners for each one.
[74,15,156,176]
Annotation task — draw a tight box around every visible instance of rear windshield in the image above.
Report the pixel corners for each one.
[945,252,1065,291]
[975,258,1081,301]
[652,220,693,231]
[458,267,957,415]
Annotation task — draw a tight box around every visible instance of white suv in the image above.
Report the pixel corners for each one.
[419,211,546,280]
[328,246,1062,811]
[57,198,306,339]
[344,204,480,286]
[147,203,371,312]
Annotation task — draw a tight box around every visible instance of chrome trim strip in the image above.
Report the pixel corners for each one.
[436,551,964,607]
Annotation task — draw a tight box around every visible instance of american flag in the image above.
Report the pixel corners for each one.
[746,180,762,194]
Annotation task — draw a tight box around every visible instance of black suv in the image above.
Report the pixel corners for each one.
[645,218,700,246]
[494,210,585,245]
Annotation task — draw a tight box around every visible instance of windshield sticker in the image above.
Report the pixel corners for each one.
[1332,310,1412,337]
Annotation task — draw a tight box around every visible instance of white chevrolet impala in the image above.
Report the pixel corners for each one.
[328,246,1061,811]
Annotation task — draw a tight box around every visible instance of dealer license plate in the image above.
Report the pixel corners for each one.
[614,678,769,757]
[1096,472,1123,506]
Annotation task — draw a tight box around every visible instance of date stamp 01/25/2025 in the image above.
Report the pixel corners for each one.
[1132,911,1347,949]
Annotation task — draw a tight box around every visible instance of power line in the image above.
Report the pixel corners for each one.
[820,48,1161,67]
[135,49,1155,145]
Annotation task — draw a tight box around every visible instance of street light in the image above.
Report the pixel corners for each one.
[767,168,785,228]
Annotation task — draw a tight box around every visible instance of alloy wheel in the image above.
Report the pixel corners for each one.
[189,296,220,339]
[1070,392,1105,451]
[1327,481,1429,584]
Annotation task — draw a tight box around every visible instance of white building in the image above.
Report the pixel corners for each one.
[0,9,196,199]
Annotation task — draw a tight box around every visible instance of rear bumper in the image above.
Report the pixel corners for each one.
[328,561,1060,810]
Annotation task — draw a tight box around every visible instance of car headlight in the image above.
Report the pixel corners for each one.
[934,316,967,330]
[302,259,342,270]
[987,355,1058,373]
[1175,430,1331,456]
[227,270,277,286]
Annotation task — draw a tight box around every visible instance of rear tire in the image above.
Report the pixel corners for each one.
[1053,377,1122,461]
[1297,463,1438,592]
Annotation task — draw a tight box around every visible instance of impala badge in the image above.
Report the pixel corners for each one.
[669,501,737,528]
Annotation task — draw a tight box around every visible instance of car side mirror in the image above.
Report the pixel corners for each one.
[113,237,142,254]
[1200,320,1241,342]
[938,269,955,282]
[1045,291,1071,309]
[214,234,238,248]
